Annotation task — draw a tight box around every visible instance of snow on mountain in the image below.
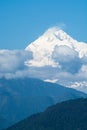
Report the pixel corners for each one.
[25,27,87,67]
[44,79,58,83]
[24,27,87,93]
[68,81,87,93]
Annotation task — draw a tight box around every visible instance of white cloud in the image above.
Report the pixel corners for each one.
[79,65,87,73]
[0,48,87,83]
[52,45,82,74]
[0,50,32,78]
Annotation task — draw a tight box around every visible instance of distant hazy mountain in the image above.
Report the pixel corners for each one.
[6,98,87,130]
[0,78,86,130]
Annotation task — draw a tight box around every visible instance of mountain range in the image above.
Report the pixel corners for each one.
[0,78,86,130]
[5,98,87,130]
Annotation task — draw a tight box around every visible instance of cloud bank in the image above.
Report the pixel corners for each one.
[0,47,87,83]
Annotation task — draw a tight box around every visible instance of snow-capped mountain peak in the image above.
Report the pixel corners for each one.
[25,27,87,67]
[43,27,72,41]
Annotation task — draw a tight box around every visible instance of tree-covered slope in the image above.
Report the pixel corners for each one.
[6,98,87,130]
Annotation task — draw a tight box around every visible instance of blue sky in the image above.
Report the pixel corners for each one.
[0,0,87,49]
